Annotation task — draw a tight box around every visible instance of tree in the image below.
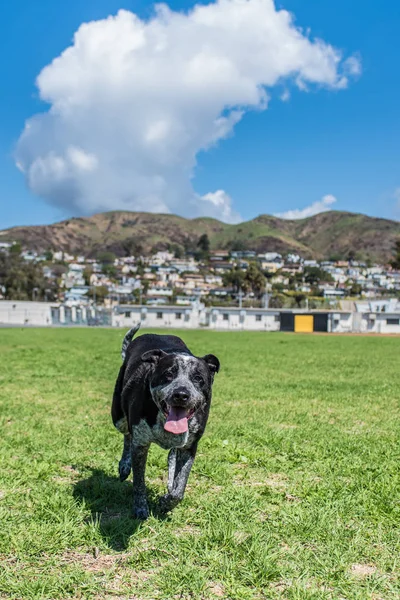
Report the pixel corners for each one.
[88,285,109,303]
[83,267,93,286]
[197,234,210,253]
[244,263,266,297]
[347,249,356,263]
[304,266,334,286]
[272,282,285,293]
[102,264,118,279]
[225,239,248,252]
[194,234,211,261]
[222,267,246,293]
[122,240,143,256]
[10,243,22,255]
[0,252,58,301]
[350,283,363,296]
[269,294,285,308]
[136,261,145,276]
[294,293,306,307]
[390,239,400,270]
[97,251,116,265]
[173,246,184,259]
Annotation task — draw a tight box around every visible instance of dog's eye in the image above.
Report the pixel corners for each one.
[164,372,174,382]
[193,375,204,386]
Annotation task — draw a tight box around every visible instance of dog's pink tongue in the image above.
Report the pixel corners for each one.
[164,407,188,434]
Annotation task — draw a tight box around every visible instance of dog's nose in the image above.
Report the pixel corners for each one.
[172,389,189,403]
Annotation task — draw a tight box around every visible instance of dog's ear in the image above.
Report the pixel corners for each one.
[202,354,220,374]
[141,349,168,364]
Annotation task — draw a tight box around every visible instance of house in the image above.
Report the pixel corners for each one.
[323,289,346,299]
[209,250,230,262]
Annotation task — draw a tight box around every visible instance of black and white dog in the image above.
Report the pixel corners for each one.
[111,324,220,519]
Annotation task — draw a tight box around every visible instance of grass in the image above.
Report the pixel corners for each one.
[0,328,399,599]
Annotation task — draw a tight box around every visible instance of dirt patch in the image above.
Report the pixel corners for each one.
[285,493,301,502]
[208,582,225,597]
[174,524,202,537]
[350,563,377,577]
[233,530,250,543]
[234,471,288,490]
[99,509,128,523]
[265,473,289,489]
[61,550,129,572]
[61,465,80,476]
[270,580,291,593]
[52,476,73,484]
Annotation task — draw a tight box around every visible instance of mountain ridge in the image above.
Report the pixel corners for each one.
[1,210,399,263]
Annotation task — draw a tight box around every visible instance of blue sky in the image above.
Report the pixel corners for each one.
[1,0,400,229]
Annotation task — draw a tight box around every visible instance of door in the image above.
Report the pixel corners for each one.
[280,312,294,331]
[294,314,314,333]
[313,313,328,332]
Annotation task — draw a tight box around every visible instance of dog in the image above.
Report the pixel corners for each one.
[111,324,220,519]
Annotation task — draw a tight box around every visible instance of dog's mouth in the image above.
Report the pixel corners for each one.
[163,406,195,434]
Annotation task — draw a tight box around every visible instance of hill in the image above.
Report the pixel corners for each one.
[0,210,399,262]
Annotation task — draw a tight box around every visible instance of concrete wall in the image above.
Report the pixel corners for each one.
[208,308,280,331]
[0,301,55,326]
[113,306,202,329]
[330,312,353,333]
[359,312,400,334]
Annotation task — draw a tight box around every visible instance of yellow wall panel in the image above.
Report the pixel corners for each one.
[294,315,314,333]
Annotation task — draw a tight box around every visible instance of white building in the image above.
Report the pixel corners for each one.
[207,307,281,331]
[113,305,204,329]
[0,301,55,326]
[1,301,399,335]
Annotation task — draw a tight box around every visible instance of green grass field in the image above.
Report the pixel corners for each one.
[0,328,399,599]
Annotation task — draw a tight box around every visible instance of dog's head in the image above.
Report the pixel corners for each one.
[142,350,220,435]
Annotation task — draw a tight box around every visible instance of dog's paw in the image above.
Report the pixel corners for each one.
[118,459,131,482]
[132,504,149,520]
[159,493,180,513]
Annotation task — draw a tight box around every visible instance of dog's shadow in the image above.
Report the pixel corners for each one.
[73,468,169,551]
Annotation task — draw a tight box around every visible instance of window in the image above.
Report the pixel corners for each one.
[157,312,163,319]
[255,314,262,322]
[386,318,400,325]
[223,313,229,321]
[125,311,131,318]
[274,315,280,322]
[175,312,182,320]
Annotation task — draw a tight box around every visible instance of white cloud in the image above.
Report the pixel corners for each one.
[274,194,337,219]
[280,89,291,102]
[15,0,360,222]
[194,190,241,223]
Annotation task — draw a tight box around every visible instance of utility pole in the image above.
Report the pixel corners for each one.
[93,286,96,320]
[264,282,271,309]
[239,287,243,309]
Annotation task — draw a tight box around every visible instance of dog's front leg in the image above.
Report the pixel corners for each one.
[160,444,197,512]
[119,433,132,482]
[167,448,177,494]
[131,444,150,520]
